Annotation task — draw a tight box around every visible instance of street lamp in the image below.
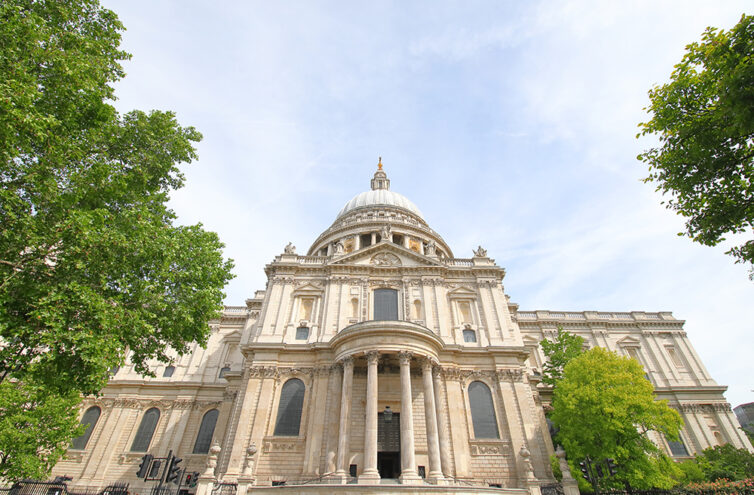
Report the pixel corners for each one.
[383,406,393,422]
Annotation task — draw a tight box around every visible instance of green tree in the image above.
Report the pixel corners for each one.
[0,0,234,479]
[540,327,584,386]
[551,347,683,490]
[0,382,84,481]
[638,14,754,278]
[695,444,754,481]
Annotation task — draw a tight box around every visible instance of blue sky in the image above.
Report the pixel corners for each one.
[102,1,753,408]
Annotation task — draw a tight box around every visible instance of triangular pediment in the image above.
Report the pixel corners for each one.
[223,329,242,343]
[447,285,478,297]
[291,282,325,296]
[329,241,444,268]
[617,336,641,347]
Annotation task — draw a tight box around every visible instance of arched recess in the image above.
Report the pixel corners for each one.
[193,409,219,454]
[71,406,101,450]
[274,378,306,436]
[130,407,160,452]
[468,381,500,439]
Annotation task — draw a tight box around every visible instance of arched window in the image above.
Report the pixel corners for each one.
[193,409,219,454]
[130,408,160,452]
[71,406,101,450]
[463,329,477,343]
[374,289,398,321]
[468,381,499,439]
[274,378,305,436]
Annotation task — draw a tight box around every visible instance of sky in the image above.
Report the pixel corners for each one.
[101,1,753,408]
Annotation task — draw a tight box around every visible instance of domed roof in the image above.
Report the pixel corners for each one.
[336,189,424,220]
[335,160,424,220]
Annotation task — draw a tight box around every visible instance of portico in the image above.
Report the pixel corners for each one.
[329,321,448,485]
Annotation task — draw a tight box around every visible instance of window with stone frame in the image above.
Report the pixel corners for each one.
[130,407,160,452]
[468,381,499,439]
[373,288,399,320]
[463,329,477,343]
[193,409,219,454]
[163,365,175,377]
[71,406,101,450]
[295,326,309,340]
[274,378,306,436]
[666,434,689,456]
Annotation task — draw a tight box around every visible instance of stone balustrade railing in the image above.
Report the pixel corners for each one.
[516,310,676,322]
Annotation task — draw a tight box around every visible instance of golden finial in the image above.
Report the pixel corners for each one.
[377,156,383,170]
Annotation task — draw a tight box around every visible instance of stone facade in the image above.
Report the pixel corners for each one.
[53,164,753,494]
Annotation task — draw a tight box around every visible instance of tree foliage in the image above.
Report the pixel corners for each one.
[0,0,234,479]
[0,382,84,481]
[638,14,754,277]
[694,444,754,482]
[540,327,584,386]
[551,347,683,490]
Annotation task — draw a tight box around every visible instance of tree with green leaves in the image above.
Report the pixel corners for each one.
[694,444,754,482]
[540,327,584,387]
[551,347,683,490]
[0,0,234,480]
[638,14,754,278]
[0,382,84,481]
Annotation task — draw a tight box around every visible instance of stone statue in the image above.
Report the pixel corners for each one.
[284,242,296,254]
[473,245,487,257]
[334,241,344,255]
[426,240,436,255]
[380,223,391,242]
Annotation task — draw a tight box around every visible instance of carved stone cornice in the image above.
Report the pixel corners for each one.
[674,402,732,413]
[247,366,280,378]
[496,369,525,382]
[90,397,223,410]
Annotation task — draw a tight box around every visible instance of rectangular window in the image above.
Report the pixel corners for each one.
[295,326,309,340]
[667,438,689,456]
[374,289,399,321]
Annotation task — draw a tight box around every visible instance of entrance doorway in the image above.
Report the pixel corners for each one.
[377,452,400,479]
[377,411,400,479]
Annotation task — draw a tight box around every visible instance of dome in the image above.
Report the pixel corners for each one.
[336,189,424,220]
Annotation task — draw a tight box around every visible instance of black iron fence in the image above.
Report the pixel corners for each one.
[1,482,128,495]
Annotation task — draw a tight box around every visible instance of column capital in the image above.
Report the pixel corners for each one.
[366,350,380,365]
[338,355,354,368]
[420,356,437,371]
[398,350,413,365]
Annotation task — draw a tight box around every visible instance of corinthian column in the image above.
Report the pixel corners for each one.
[398,351,421,484]
[432,365,452,477]
[422,358,445,484]
[333,356,354,483]
[359,351,381,483]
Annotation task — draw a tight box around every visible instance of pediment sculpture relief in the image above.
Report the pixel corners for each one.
[370,252,402,266]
